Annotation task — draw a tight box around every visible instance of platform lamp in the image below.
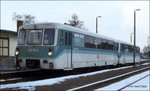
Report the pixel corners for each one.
[96,16,102,34]
[130,33,134,44]
[134,9,141,66]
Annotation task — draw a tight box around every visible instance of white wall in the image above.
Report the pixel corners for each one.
[1,32,17,57]
[9,34,17,56]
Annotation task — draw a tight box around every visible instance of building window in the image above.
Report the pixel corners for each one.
[0,37,9,57]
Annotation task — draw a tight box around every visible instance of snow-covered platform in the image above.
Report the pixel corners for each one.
[95,70,150,91]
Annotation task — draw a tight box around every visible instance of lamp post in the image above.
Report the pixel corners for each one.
[130,33,134,43]
[134,9,140,66]
[96,16,101,33]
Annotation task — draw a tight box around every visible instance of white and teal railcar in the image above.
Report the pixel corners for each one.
[118,43,140,64]
[15,23,140,70]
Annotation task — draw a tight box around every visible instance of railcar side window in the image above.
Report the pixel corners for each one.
[130,46,134,52]
[125,45,129,52]
[116,43,119,51]
[85,35,96,48]
[18,29,26,45]
[138,48,140,53]
[107,41,114,50]
[124,45,134,52]
[74,33,84,47]
[60,30,64,45]
[65,32,68,46]
[101,39,108,50]
[44,29,55,45]
[95,38,102,49]
[121,44,125,51]
[136,47,140,53]
[101,40,114,50]
[27,30,43,45]
[68,32,72,46]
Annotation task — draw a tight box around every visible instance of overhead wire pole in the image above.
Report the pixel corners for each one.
[134,9,141,67]
[96,16,101,34]
[130,33,134,44]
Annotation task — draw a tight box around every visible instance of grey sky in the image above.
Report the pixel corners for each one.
[1,1,149,50]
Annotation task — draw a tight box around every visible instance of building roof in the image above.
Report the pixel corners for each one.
[0,29,17,35]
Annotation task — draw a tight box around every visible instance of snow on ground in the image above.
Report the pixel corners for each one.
[122,75,150,91]
[0,79,5,82]
[142,62,150,66]
[95,70,150,91]
[0,66,133,90]
[0,78,22,82]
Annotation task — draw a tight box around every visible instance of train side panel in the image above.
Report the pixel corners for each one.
[72,48,118,68]
[118,43,140,64]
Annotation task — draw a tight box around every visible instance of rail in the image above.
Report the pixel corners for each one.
[67,66,150,91]
[118,74,149,91]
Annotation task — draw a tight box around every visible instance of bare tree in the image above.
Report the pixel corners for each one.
[68,13,84,28]
[142,46,150,59]
[12,12,36,25]
[12,13,23,21]
[143,46,150,52]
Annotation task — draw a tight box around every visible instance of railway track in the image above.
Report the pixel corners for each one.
[0,61,149,91]
[0,70,68,85]
[0,64,141,85]
[68,66,150,91]
[0,63,134,84]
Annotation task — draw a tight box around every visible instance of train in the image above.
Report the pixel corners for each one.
[15,22,140,70]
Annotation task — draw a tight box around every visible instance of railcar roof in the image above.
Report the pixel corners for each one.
[19,22,136,47]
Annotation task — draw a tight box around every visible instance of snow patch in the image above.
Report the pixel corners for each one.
[95,70,150,91]
[122,75,150,90]
[0,78,22,82]
[142,62,150,65]
[0,65,135,90]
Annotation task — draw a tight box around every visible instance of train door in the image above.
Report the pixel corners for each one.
[65,31,72,69]
[124,45,131,63]
[119,44,125,64]
[124,47,128,63]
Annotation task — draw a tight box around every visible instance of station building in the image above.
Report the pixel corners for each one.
[0,29,17,58]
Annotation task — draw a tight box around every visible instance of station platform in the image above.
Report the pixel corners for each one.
[0,57,40,74]
[0,57,16,72]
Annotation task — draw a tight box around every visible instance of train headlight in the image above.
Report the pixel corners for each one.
[48,52,53,56]
[15,51,19,55]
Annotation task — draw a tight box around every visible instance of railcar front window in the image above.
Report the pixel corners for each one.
[44,29,55,45]
[18,30,26,45]
[27,30,42,45]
